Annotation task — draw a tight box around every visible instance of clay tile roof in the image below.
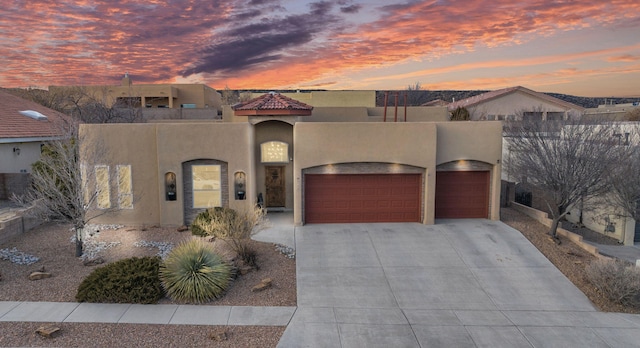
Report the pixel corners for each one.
[233,93,313,116]
[0,90,70,140]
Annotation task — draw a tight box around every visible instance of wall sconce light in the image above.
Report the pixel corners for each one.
[13,147,20,156]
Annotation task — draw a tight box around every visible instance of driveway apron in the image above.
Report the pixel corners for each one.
[278,220,640,347]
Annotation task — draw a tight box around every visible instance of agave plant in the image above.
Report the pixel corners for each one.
[159,239,233,303]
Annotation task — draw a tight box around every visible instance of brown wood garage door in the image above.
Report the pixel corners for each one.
[304,174,421,223]
[435,171,490,219]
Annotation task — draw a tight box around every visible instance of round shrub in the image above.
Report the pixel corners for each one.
[160,239,233,303]
[190,207,240,238]
[76,256,163,304]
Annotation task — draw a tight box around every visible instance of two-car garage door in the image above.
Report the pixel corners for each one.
[304,174,421,223]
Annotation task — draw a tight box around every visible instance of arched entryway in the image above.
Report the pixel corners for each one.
[254,121,294,210]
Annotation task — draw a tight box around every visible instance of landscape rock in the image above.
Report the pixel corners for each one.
[252,278,272,292]
[36,325,60,338]
[83,256,105,266]
[238,265,254,275]
[177,225,189,232]
[209,329,228,341]
[29,271,52,280]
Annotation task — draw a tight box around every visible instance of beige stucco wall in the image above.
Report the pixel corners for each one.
[154,123,254,226]
[293,122,438,225]
[80,122,254,227]
[80,124,161,226]
[566,196,635,245]
[365,106,449,122]
[435,121,503,220]
[0,142,43,173]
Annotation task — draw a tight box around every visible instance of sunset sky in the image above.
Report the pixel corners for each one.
[1,0,639,97]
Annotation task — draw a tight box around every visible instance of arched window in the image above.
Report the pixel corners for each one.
[260,141,289,163]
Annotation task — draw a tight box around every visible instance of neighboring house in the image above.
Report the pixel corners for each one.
[49,74,223,121]
[80,91,503,227]
[584,102,640,121]
[0,90,68,198]
[448,86,585,121]
[505,121,640,245]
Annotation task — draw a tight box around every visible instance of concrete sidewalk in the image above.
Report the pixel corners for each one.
[588,241,640,264]
[278,220,640,347]
[0,301,295,326]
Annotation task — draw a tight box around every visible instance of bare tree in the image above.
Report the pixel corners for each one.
[20,86,143,123]
[450,106,470,121]
[67,86,143,124]
[407,82,422,91]
[504,119,624,239]
[12,120,115,256]
[405,81,428,106]
[221,85,239,105]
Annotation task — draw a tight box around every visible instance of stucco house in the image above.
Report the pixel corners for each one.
[80,91,503,227]
[49,74,223,121]
[0,90,69,199]
[448,86,585,121]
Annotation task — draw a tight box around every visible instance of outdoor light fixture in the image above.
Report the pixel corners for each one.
[13,147,20,156]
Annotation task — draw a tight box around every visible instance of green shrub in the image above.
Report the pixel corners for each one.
[585,259,640,308]
[160,239,233,303]
[76,256,163,304]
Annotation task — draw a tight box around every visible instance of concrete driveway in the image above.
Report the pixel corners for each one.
[278,219,640,347]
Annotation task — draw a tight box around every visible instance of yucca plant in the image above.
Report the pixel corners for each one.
[159,239,233,303]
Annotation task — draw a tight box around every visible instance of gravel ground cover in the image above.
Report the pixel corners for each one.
[0,222,295,347]
[501,207,640,314]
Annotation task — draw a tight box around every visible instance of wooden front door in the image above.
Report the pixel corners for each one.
[265,166,285,207]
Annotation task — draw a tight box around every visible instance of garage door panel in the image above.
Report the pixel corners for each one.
[305,174,421,223]
[435,171,489,219]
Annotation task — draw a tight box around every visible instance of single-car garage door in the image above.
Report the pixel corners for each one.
[435,171,490,219]
[305,174,421,223]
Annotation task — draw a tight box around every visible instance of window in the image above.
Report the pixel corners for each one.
[261,141,289,163]
[192,165,221,208]
[95,165,110,209]
[117,165,133,209]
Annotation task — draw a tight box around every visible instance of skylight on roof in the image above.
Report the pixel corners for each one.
[19,110,48,121]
